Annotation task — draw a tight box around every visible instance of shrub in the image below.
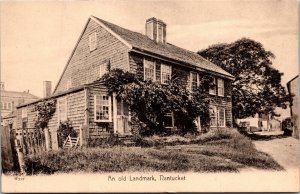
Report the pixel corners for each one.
[57,120,77,148]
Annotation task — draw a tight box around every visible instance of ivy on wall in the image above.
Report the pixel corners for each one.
[34,98,56,130]
[101,69,212,136]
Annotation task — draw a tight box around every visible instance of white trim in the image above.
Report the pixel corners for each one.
[164,112,174,128]
[209,106,217,127]
[89,32,97,51]
[190,71,199,92]
[113,93,117,133]
[94,94,112,122]
[209,77,216,95]
[21,107,28,118]
[217,78,224,97]
[218,108,226,127]
[57,97,68,123]
[143,58,156,81]
[90,16,132,49]
[160,63,172,84]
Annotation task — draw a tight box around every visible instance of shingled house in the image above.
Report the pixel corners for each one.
[16,16,234,149]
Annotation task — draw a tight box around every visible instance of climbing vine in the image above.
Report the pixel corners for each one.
[101,69,211,136]
[34,98,56,130]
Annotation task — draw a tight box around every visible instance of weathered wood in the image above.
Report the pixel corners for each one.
[15,139,26,175]
[44,128,51,151]
[1,126,14,172]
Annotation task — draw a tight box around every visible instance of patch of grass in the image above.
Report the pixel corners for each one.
[24,128,283,174]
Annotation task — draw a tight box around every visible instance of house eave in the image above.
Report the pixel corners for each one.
[130,48,235,80]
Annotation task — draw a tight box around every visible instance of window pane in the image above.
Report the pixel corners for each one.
[217,79,224,96]
[144,60,155,81]
[209,77,216,95]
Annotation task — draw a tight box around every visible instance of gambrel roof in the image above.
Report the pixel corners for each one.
[92,16,234,79]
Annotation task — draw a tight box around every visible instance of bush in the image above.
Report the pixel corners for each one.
[57,120,77,148]
[87,135,124,147]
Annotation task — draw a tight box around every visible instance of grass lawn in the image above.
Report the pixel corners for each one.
[24,128,283,174]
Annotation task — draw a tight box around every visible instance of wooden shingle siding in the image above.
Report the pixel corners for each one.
[54,19,130,94]
[87,84,113,138]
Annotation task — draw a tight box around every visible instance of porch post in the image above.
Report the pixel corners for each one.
[113,93,118,134]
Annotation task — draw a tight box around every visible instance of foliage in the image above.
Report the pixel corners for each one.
[198,38,290,121]
[24,128,283,175]
[101,69,211,136]
[34,99,56,130]
[57,119,77,148]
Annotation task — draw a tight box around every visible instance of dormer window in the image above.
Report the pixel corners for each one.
[161,64,171,84]
[144,59,156,81]
[89,32,97,51]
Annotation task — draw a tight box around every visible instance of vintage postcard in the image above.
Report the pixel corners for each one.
[1,0,299,192]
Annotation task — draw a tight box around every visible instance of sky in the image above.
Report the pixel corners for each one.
[1,0,298,98]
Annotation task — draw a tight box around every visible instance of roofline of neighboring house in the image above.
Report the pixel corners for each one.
[53,16,234,94]
[131,48,235,80]
[17,85,86,108]
[1,90,39,99]
[18,80,106,108]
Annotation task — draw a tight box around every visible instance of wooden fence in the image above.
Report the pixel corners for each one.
[15,128,46,155]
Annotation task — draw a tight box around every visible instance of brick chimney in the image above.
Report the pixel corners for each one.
[145,17,166,43]
[43,81,52,98]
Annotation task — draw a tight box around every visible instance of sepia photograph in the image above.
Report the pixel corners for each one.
[1,0,299,192]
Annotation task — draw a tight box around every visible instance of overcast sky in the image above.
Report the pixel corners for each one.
[1,0,298,97]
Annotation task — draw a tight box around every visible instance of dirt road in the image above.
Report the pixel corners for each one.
[253,136,299,170]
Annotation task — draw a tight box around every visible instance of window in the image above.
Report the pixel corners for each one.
[209,106,217,127]
[209,77,216,95]
[217,78,224,97]
[163,112,174,128]
[94,94,111,122]
[58,98,67,122]
[190,72,199,92]
[21,108,28,118]
[4,102,7,110]
[66,79,72,90]
[89,32,97,51]
[218,108,226,127]
[161,64,171,84]
[99,63,108,78]
[8,102,11,110]
[144,59,156,81]
[209,106,226,127]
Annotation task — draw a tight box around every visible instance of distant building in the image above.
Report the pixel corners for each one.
[237,113,281,132]
[1,82,39,127]
[287,75,299,138]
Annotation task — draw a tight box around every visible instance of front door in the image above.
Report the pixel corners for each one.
[116,99,131,135]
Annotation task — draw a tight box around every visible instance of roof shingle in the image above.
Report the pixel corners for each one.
[93,16,234,79]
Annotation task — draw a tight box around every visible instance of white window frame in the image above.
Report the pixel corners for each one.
[161,64,172,84]
[89,32,97,51]
[94,94,112,122]
[164,112,174,128]
[218,108,226,127]
[210,106,226,127]
[99,63,108,78]
[190,72,199,92]
[209,106,217,127]
[217,78,224,97]
[209,77,216,95]
[21,108,28,118]
[143,58,156,81]
[57,97,68,123]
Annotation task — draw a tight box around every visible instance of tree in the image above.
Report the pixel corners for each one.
[198,38,290,122]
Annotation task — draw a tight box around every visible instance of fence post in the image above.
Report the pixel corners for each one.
[80,125,88,147]
[44,128,51,151]
[15,139,26,175]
